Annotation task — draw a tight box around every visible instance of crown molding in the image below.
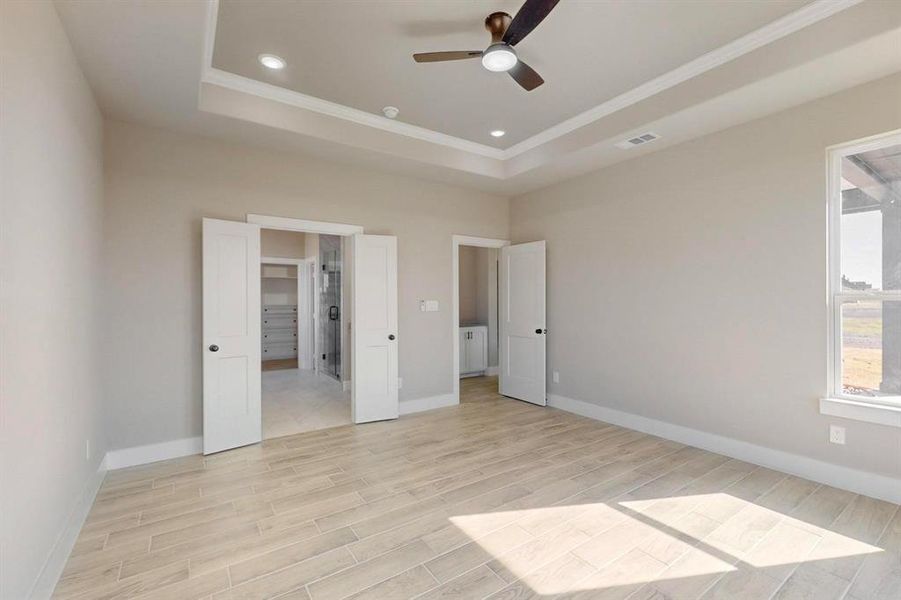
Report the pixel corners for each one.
[201,68,507,160]
[502,0,864,158]
[201,0,862,167]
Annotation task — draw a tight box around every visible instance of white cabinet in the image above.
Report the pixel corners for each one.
[460,325,488,376]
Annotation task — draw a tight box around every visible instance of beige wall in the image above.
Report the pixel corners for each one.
[102,120,509,450]
[261,229,306,258]
[458,246,479,324]
[304,232,319,259]
[0,2,106,597]
[511,73,901,481]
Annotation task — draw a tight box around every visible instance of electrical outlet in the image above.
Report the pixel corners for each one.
[398,377,403,389]
[829,425,845,445]
[552,371,560,383]
[85,439,91,461]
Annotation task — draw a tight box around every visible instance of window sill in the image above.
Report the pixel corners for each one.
[820,397,901,428]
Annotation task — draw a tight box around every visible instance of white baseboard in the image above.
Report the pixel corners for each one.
[461,367,498,378]
[104,436,202,471]
[400,393,458,415]
[29,462,107,599]
[548,393,901,505]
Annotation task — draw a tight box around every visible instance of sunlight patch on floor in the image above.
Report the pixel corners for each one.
[448,500,731,595]
[448,493,884,596]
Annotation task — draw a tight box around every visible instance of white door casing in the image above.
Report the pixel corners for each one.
[202,218,262,454]
[499,241,547,406]
[352,233,399,423]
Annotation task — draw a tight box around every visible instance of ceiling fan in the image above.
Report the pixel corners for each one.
[412,0,560,92]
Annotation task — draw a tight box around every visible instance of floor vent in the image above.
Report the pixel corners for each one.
[615,132,660,149]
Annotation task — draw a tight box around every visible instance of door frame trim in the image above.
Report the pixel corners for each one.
[452,235,510,405]
[248,214,363,236]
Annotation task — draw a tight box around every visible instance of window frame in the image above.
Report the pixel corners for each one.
[826,130,901,408]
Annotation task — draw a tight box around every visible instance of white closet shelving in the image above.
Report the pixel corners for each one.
[262,264,298,361]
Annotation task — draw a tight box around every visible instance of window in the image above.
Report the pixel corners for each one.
[828,132,901,407]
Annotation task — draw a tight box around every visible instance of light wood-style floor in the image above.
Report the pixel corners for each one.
[55,377,899,600]
[263,359,299,372]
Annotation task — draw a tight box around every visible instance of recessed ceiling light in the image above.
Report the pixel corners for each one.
[258,54,286,70]
[490,130,506,138]
[481,43,517,72]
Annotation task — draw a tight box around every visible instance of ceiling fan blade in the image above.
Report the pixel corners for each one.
[413,51,482,63]
[503,0,560,46]
[508,60,544,91]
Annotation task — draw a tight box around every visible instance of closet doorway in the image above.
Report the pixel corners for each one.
[261,261,304,372]
[259,229,350,440]
[452,236,507,401]
[202,215,399,455]
[451,235,548,407]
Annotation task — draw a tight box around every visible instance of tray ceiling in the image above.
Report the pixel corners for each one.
[54,0,901,194]
[211,0,808,148]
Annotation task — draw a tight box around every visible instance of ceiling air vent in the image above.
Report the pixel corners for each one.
[615,132,661,150]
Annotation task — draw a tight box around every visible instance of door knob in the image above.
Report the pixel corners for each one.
[209,344,219,352]
[388,334,396,340]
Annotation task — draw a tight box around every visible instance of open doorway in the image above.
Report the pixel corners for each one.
[452,235,547,407]
[260,229,350,439]
[452,236,509,403]
[203,215,398,455]
[458,244,499,398]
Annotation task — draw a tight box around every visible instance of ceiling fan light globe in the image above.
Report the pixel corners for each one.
[481,44,517,72]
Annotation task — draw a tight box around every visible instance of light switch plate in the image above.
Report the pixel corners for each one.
[425,300,439,312]
[552,371,560,383]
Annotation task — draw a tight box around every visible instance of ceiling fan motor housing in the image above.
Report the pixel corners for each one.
[485,12,513,42]
[482,12,517,72]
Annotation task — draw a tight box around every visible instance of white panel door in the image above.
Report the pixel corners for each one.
[202,218,262,454]
[499,241,546,406]
[352,234,399,423]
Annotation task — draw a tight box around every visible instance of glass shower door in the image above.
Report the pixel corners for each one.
[320,236,342,380]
